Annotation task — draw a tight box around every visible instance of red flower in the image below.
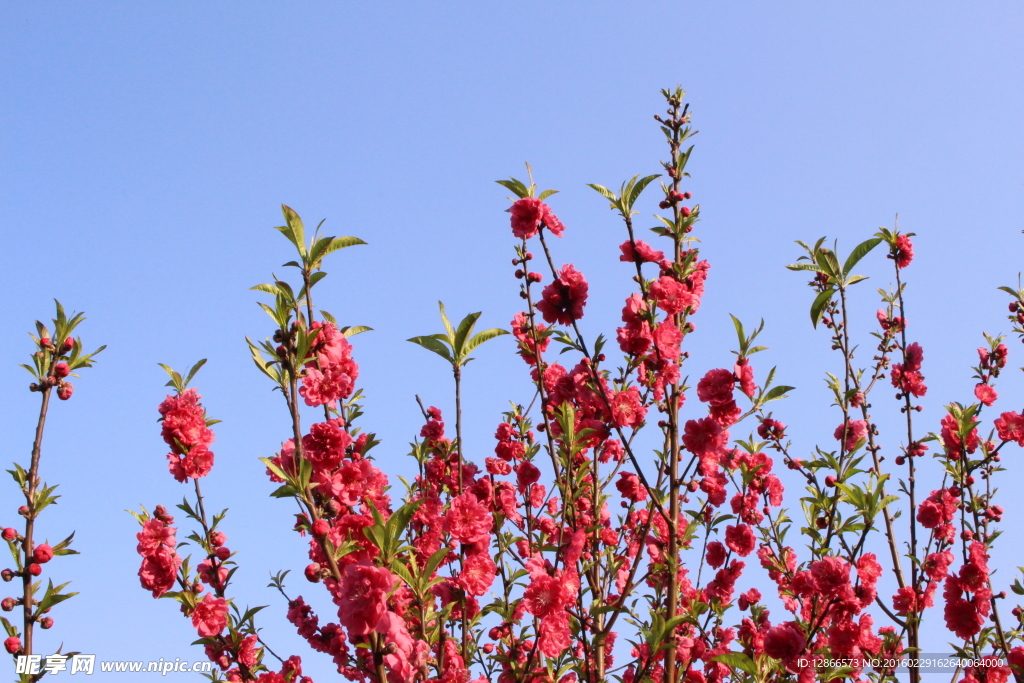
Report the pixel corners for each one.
[652,321,682,360]
[616,472,648,503]
[460,553,497,597]
[697,368,735,406]
[445,493,492,545]
[337,562,393,635]
[810,556,851,597]
[734,358,756,398]
[833,420,868,451]
[510,197,565,239]
[159,389,214,454]
[682,417,729,464]
[940,413,979,455]
[974,383,998,406]
[537,264,589,325]
[619,240,665,264]
[237,635,260,667]
[764,622,805,660]
[650,276,694,315]
[892,586,919,615]
[705,541,726,569]
[994,411,1024,445]
[192,594,229,637]
[610,387,646,428]
[893,234,914,268]
[725,524,756,557]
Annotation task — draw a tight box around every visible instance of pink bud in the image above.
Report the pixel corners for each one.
[62,337,74,352]
[1,598,15,611]
[39,617,53,629]
[54,362,70,378]
[3,636,20,654]
[311,519,329,538]
[32,544,53,564]
[1,529,16,542]
[39,338,51,349]
[57,383,73,401]
[210,531,227,547]
[214,547,230,561]
[304,563,322,583]
[27,564,41,576]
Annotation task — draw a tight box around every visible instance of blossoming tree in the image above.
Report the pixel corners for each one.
[6,87,1020,683]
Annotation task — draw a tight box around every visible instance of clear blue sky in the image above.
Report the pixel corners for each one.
[2,2,1023,678]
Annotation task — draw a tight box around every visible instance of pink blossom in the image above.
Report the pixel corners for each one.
[610,387,646,428]
[510,198,564,239]
[337,562,393,635]
[725,524,756,557]
[994,411,1024,445]
[192,594,229,637]
[834,420,868,451]
[893,234,914,268]
[445,493,492,545]
[649,276,694,315]
[618,240,665,264]
[537,265,588,325]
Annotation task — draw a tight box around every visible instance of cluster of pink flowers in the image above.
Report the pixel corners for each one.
[136,506,181,598]
[159,388,215,482]
[891,341,927,398]
[300,321,359,409]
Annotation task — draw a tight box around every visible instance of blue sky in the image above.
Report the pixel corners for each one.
[2,2,1023,678]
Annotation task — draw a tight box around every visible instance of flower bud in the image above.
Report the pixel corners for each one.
[27,564,41,576]
[304,563,322,583]
[62,337,74,352]
[4,636,21,654]
[54,362,70,378]
[311,519,330,538]
[825,475,837,487]
[0,570,12,582]
[17,507,29,518]
[39,617,53,629]
[57,383,73,401]
[1,598,14,611]
[39,338,51,349]
[32,544,53,564]
[210,531,226,547]
[214,546,230,561]
[1,529,16,542]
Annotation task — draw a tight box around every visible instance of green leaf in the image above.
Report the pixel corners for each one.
[628,174,660,207]
[587,183,617,202]
[453,311,482,356]
[844,274,869,286]
[464,328,509,355]
[318,236,367,259]
[711,652,759,676]
[842,237,882,276]
[761,385,794,403]
[537,189,559,201]
[281,204,307,256]
[407,335,454,364]
[785,262,820,272]
[341,325,372,338]
[495,178,530,199]
[437,301,455,343]
[185,359,207,387]
[810,288,835,328]
[250,283,280,295]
